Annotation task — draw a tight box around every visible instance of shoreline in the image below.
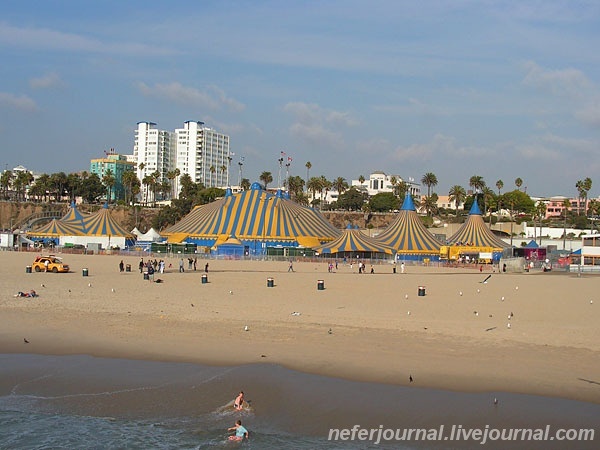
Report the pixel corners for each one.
[1,252,599,405]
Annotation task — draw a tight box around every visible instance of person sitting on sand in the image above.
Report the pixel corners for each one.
[234,391,245,410]
[228,419,248,441]
[15,290,37,298]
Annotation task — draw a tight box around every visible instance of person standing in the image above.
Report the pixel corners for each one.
[119,260,124,272]
[139,258,144,273]
[288,260,294,272]
[179,258,185,273]
[205,262,209,273]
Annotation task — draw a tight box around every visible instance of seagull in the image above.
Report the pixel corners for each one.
[459,291,463,296]
[409,375,413,383]
[88,283,92,287]
[24,338,29,344]
[244,325,249,331]
[191,303,194,307]
[591,300,594,304]
[40,284,45,288]
[515,286,519,290]
[507,323,511,329]
[494,397,498,405]
[509,312,514,318]
[261,354,267,358]
[229,290,233,295]
[405,294,408,299]
[407,311,411,315]
[474,311,478,316]
[477,289,480,293]
[328,328,333,334]
[111,288,115,293]
[507,314,511,320]
[501,296,505,301]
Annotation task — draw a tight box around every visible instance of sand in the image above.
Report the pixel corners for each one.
[1,251,598,404]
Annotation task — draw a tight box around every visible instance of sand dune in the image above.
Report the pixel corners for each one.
[1,251,598,403]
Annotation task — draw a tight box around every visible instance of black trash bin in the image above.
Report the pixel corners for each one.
[143,272,149,280]
[267,277,274,287]
[126,264,131,272]
[202,274,208,284]
[418,286,426,296]
[317,280,325,290]
[82,268,89,277]
[26,266,32,273]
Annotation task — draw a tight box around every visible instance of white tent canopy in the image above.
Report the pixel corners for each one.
[136,228,163,242]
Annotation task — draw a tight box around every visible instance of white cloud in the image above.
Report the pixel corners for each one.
[575,103,600,128]
[136,82,244,112]
[29,72,65,89]
[391,134,493,162]
[289,122,343,149]
[522,61,591,97]
[0,92,38,111]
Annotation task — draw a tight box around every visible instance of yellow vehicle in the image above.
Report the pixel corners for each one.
[32,255,70,273]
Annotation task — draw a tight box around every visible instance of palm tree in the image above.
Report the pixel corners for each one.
[332,177,348,196]
[305,161,312,192]
[220,164,227,187]
[307,176,323,207]
[102,169,116,203]
[358,175,365,185]
[0,170,13,200]
[535,201,547,245]
[482,187,494,226]
[421,172,438,216]
[495,179,504,216]
[562,199,571,250]
[259,171,273,190]
[515,177,523,191]
[121,170,138,205]
[209,165,216,188]
[240,178,250,191]
[448,185,466,217]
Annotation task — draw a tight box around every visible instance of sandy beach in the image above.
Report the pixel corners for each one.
[1,251,599,404]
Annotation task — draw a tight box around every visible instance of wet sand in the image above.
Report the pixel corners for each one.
[1,252,599,404]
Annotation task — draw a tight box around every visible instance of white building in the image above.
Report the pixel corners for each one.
[133,122,175,201]
[175,121,231,189]
[351,171,421,198]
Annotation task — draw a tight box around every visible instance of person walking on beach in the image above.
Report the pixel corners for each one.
[193,257,197,271]
[119,260,124,272]
[228,420,249,441]
[288,260,294,272]
[179,258,185,273]
[400,262,405,274]
[205,262,209,273]
[139,258,144,273]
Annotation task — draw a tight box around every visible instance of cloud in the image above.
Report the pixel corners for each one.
[289,122,343,149]
[522,61,591,97]
[391,134,493,162]
[136,82,245,112]
[0,92,38,111]
[29,72,65,89]
[575,103,600,128]
[0,23,176,56]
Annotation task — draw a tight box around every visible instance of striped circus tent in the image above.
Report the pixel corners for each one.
[27,218,85,238]
[374,194,441,259]
[312,225,394,256]
[82,204,135,239]
[162,183,341,253]
[60,202,89,233]
[447,200,510,248]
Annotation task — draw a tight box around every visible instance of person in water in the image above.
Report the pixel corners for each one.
[228,419,249,441]
[234,391,245,410]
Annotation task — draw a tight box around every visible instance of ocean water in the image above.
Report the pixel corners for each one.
[0,354,598,449]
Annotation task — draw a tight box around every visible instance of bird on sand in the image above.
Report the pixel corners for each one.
[244,325,249,331]
[494,397,498,405]
[40,284,45,288]
[88,283,92,287]
[328,328,333,335]
[191,303,194,307]
[409,375,413,383]
[24,338,29,344]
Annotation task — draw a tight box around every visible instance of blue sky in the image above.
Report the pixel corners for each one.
[1,0,599,198]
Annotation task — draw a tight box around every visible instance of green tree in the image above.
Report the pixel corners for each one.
[448,185,466,217]
[285,175,305,201]
[102,169,116,203]
[0,170,13,200]
[80,173,105,203]
[49,172,68,202]
[259,171,273,190]
[515,177,523,191]
[332,177,348,196]
[335,187,365,211]
[121,170,139,205]
[421,172,438,216]
[369,192,400,212]
[358,175,365,185]
[240,178,251,191]
[305,161,311,192]
[307,176,322,205]
[209,165,216,187]
[420,193,439,216]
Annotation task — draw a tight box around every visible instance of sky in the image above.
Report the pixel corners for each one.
[0,0,599,198]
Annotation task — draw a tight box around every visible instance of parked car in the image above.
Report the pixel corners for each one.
[32,255,70,273]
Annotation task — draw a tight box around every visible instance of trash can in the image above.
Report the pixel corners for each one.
[82,268,89,277]
[143,271,149,280]
[26,266,32,273]
[418,286,426,296]
[126,264,131,272]
[393,267,396,274]
[202,274,208,284]
[317,280,325,290]
[267,277,274,287]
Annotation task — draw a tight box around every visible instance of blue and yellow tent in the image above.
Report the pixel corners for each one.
[312,225,394,257]
[82,204,136,243]
[162,183,341,253]
[447,200,510,249]
[27,219,85,242]
[60,202,89,233]
[374,194,441,260]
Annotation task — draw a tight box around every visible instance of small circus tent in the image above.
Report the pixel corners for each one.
[443,200,511,262]
[373,194,441,261]
[131,227,142,237]
[58,204,136,249]
[312,225,394,258]
[27,219,85,244]
[215,235,245,257]
[162,183,341,255]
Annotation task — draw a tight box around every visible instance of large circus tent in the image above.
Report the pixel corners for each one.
[312,225,394,259]
[162,183,341,256]
[373,194,442,261]
[441,200,511,262]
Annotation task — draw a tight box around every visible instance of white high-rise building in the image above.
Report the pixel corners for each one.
[175,121,230,189]
[133,121,175,202]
